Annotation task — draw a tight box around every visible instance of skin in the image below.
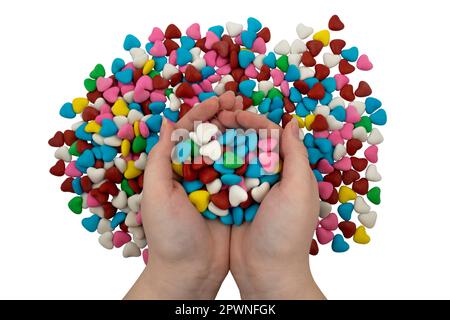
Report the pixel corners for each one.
[125,93,325,300]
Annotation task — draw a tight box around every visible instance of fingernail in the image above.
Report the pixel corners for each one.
[290,118,300,137]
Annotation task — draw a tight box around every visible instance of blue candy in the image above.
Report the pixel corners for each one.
[149,102,166,114]
[289,87,302,103]
[99,119,118,137]
[182,180,204,193]
[307,147,323,165]
[312,169,323,182]
[153,56,167,71]
[77,149,95,168]
[59,102,76,119]
[175,140,192,162]
[203,210,217,220]
[221,174,243,185]
[238,80,256,97]
[269,96,283,111]
[322,77,337,93]
[146,114,163,132]
[176,47,192,66]
[213,162,234,174]
[260,174,280,185]
[199,92,217,101]
[267,108,283,124]
[370,109,387,125]
[241,30,257,48]
[246,131,258,152]
[72,178,83,195]
[111,212,127,229]
[201,66,215,79]
[115,68,133,84]
[341,46,359,62]
[303,133,315,148]
[91,146,102,160]
[263,52,276,68]
[258,98,271,113]
[338,203,354,221]
[331,234,350,253]
[82,215,101,233]
[208,25,224,38]
[304,77,319,89]
[320,92,332,105]
[247,17,262,33]
[163,108,179,122]
[180,36,196,50]
[295,102,309,117]
[330,106,346,122]
[303,98,318,111]
[146,134,159,153]
[129,102,142,112]
[111,58,125,74]
[315,138,332,153]
[220,214,234,225]
[245,162,262,178]
[75,123,92,141]
[100,145,117,162]
[145,42,154,53]
[284,64,300,81]
[232,207,244,226]
[244,204,259,222]
[123,34,141,50]
[238,50,256,68]
[365,97,382,114]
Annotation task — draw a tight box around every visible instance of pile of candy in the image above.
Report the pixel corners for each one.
[48,15,386,261]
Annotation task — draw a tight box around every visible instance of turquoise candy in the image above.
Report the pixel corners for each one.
[72,178,83,195]
[232,207,244,226]
[115,68,133,84]
[331,234,350,253]
[284,64,300,81]
[153,56,167,71]
[213,162,234,174]
[267,108,283,124]
[303,97,318,111]
[241,30,257,48]
[295,102,309,117]
[81,215,101,232]
[75,123,92,141]
[129,102,142,112]
[176,47,192,66]
[180,36,195,50]
[322,77,337,93]
[221,174,243,185]
[199,92,217,101]
[365,97,382,114]
[91,146,102,159]
[338,203,354,221]
[244,204,259,222]
[111,58,125,74]
[247,17,262,33]
[341,46,359,62]
[307,147,323,165]
[312,169,323,182]
[111,212,126,229]
[263,52,276,68]
[220,214,234,225]
[303,133,315,148]
[145,134,159,153]
[145,42,154,53]
[59,102,76,119]
[218,129,236,145]
[99,119,118,137]
[258,98,271,113]
[201,66,215,78]
[238,50,255,68]
[123,34,141,50]
[182,180,204,193]
[330,106,346,122]
[304,77,319,89]
[246,131,258,152]
[315,138,332,153]
[370,109,387,125]
[146,114,163,132]
[77,149,95,168]
[174,140,192,162]
[238,79,256,97]
[163,108,179,122]
[149,102,166,114]
[235,144,248,158]
[269,96,283,111]
[203,209,217,220]
[289,87,302,103]
[260,174,280,185]
[100,145,117,162]
[320,92,332,105]
[208,25,224,38]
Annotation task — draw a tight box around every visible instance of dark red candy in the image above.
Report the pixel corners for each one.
[102,202,117,219]
[80,176,93,193]
[340,84,355,102]
[90,189,109,204]
[199,166,219,184]
[293,80,309,94]
[234,162,248,176]
[63,130,77,146]
[50,160,65,176]
[211,190,231,210]
[339,59,355,75]
[240,192,254,209]
[48,131,64,147]
[182,163,198,181]
[257,27,271,42]
[128,179,141,194]
[105,166,122,184]
[301,51,316,67]
[307,83,325,100]
[283,97,295,113]
[191,156,207,171]
[119,222,128,233]
[346,138,363,155]
[323,170,342,188]
[310,239,319,255]
[352,178,369,195]
[342,170,360,185]
[81,106,99,122]
[165,24,181,39]
[314,64,330,81]
[175,82,195,98]
[152,75,170,89]
[306,40,324,57]
[99,181,119,196]
[330,39,346,55]
[212,40,230,58]
[327,188,339,204]
[339,221,356,238]
[76,140,92,154]
[351,157,368,172]
[355,81,372,97]
[281,112,293,128]
[185,65,203,83]
[61,177,74,192]
[310,114,328,131]
[329,15,345,31]
[163,39,179,54]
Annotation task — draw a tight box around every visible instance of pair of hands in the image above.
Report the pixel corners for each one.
[125,92,325,299]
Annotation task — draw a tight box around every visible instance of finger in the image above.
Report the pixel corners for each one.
[233,95,243,111]
[175,97,220,131]
[218,91,236,110]
[144,120,176,191]
[235,110,281,131]
[217,110,240,128]
[210,118,226,132]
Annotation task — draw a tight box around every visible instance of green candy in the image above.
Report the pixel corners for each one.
[276,55,289,72]
[149,70,160,78]
[355,116,373,133]
[132,135,147,153]
[267,88,283,100]
[367,187,381,205]
[84,78,97,92]
[121,179,135,197]
[165,88,173,97]
[89,64,105,79]
[252,91,265,106]
[69,142,80,157]
[68,196,83,214]
[191,139,200,158]
[223,151,244,169]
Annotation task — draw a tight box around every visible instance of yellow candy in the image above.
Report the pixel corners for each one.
[85,120,101,133]
[133,121,140,137]
[338,186,357,203]
[121,140,131,157]
[353,226,371,244]
[305,114,315,131]
[124,160,142,179]
[292,115,305,128]
[111,98,129,116]
[72,97,89,114]
[172,163,183,176]
[143,59,155,75]
[313,30,331,46]
[188,190,210,213]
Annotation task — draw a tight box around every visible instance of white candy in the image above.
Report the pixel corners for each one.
[358,211,377,229]
[206,178,222,195]
[89,206,104,218]
[54,146,71,162]
[314,105,330,117]
[208,202,229,217]
[219,75,234,84]
[290,39,307,54]
[81,193,88,209]
[128,226,145,240]
[327,115,344,130]
[94,98,106,110]
[71,121,84,131]
[128,193,142,212]
[229,185,248,207]
[128,109,144,123]
[328,97,346,109]
[134,153,147,170]
[246,106,258,113]
[123,91,134,104]
[87,167,105,184]
[354,196,371,214]
[104,161,114,170]
[319,201,332,218]
[296,23,314,39]
[274,40,290,55]
[196,123,219,145]
[253,54,265,69]
[352,127,368,142]
[169,93,181,111]
[258,81,274,95]
[103,136,122,147]
[92,134,104,145]
[226,22,243,37]
[244,178,260,190]
[366,164,382,182]
[162,63,178,79]
[333,143,347,161]
[288,53,302,66]
[199,140,222,161]
[125,211,139,227]
[97,218,113,234]
[190,47,201,59]
[112,191,128,209]
[323,53,341,68]
[134,237,147,249]
[114,158,127,173]
[123,242,141,258]
[368,128,384,145]
[98,231,113,249]
[251,182,270,203]
[299,67,315,80]
[352,101,366,115]
[130,48,148,69]
[113,115,128,129]
[214,83,226,96]
[191,58,206,70]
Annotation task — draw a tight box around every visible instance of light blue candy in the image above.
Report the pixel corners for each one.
[258,98,271,113]
[182,180,204,193]
[91,146,102,160]
[75,123,92,141]
[370,109,387,125]
[365,97,382,114]
[115,68,133,84]
[239,80,256,97]
[180,36,195,50]
[323,152,334,165]
[203,209,217,220]
[241,30,257,48]
[289,87,302,103]
[77,149,95,168]
[218,129,236,145]
[312,169,323,182]
[123,34,141,50]
[341,46,359,62]
[332,234,350,253]
[146,114,163,132]
[303,133,315,148]
[146,134,159,153]
[153,56,167,71]
[267,108,283,124]
[247,17,262,33]
[208,25,224,38]
[72,178,83,195]
[220,214,234,225]
[244,204,259,222]
[304,77,319,89]
[99,119,118,137]
[82,215,101,233]
[59,102,76,119]
[232,207,244,226]
[260,174,280,185]
[303,97,318,111]
[235,144,248,158]
[221,174,243,185]
[100,145,117,162]
[111,58,125,74]
[163,108,179,122]
[245,161,262,178]
[338,203,353,221]
[315,138,332,153]
[238,50,255,68]
[284,64,300,82]
[111,212,126,229]
[145,42,154,53]
[175,140,192,162]
[307,147,323,165]
[295,102,309,117]
[246,131,258,152]
[199,92,217,101]
[320,92,332,105]
[330,106,346,122]
[269,96,283,111]
[129,102,142,112]
[322,77,337,93]
[201,66,215,79]
[263,52,276,68]
[213,162,234,174]
[149,102,166,114]
[176,47,192,66]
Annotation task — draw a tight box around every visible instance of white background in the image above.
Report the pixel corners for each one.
[0,0,449,299]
